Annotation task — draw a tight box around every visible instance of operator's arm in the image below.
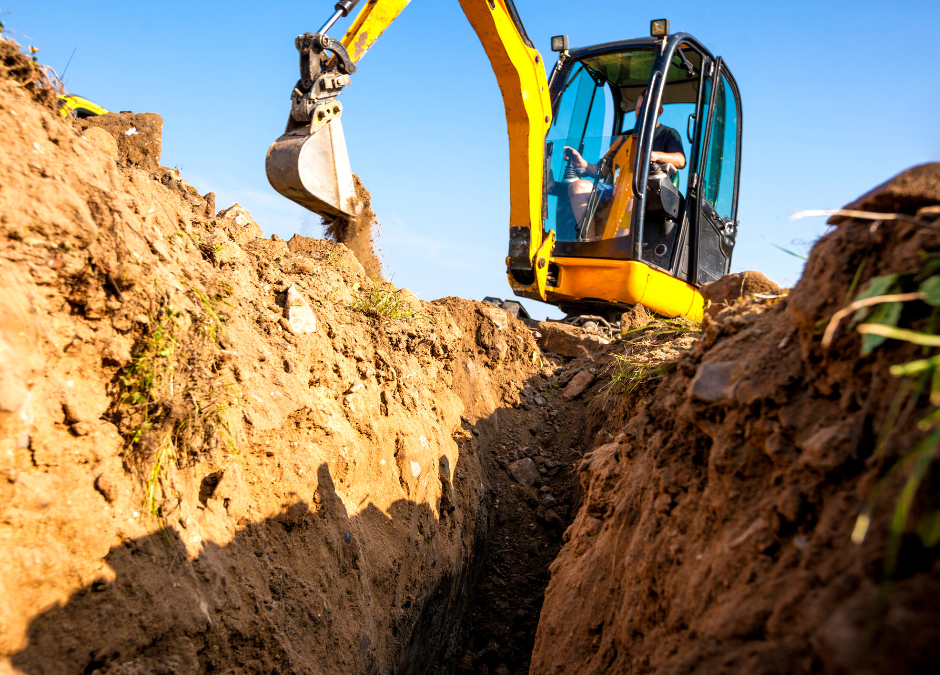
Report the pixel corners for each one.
[651,127,686,169]
[651,150,686,169]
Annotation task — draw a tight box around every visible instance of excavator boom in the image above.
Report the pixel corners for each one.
[266,0,552,294]
[267,3,742,323]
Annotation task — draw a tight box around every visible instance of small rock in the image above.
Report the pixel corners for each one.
[653,493,673,514]
[398,288,422,314]
[562,370,595,401]
[111,312,133,332]
[688,361,741,403]
[507,457,540,489]
[775,486,804,522]
[543,493,557,507]
[282,285,317,334]
[217,204,264,245]
[534,395,545,406]
[798,419,857,473]
[409,460,422,478]
[102,336,133,367]
[71,422,95,436]
[540,508,563,528]
[95,473,121,504]
[82,126,118,158]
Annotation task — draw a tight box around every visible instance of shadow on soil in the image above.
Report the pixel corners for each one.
[11,462,487,675]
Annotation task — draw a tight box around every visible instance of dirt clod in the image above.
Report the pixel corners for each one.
[74,111,163,170]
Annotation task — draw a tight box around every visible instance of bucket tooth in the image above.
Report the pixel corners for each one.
[265,116,357,220]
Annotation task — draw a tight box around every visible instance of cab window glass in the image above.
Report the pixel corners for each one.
[545,64,614,241]
[702,73,738,218]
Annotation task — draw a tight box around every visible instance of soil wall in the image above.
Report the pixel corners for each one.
[533,165,940,674]
[0,48,545,675]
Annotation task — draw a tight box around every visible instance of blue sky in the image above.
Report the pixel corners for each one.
[10,1,940,319]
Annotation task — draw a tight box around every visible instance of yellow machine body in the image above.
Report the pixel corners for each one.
[57,94,108,118]
[512,259,704,322]
[270,0,733,323]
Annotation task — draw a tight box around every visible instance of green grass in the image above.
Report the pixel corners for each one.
[114,283,240,531]
[353,277,428,321]
[615,316,701,341]
[606,353,678,398]
[844,256,940,581]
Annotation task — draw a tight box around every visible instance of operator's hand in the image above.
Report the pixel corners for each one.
[563,147,588,171]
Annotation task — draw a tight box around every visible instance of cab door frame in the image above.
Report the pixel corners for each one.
[689,58,743,285]
[631,35,742,285]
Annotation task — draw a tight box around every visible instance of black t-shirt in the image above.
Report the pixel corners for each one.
[651,124,684,155]
[603,124,685,165]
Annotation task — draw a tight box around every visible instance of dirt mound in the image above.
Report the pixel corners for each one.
[74,112,163,170]
[323,174,384,279]
[533,165,940,674]
[701,269,782,317]
[0,39,58,111]
[0,56,557,675]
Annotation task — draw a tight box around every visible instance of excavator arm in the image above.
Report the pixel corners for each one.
[266,0,554,297]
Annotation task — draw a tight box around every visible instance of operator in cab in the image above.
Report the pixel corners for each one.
[564,91,686,231]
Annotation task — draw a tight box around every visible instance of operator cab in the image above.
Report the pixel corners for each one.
[542,25,741,302]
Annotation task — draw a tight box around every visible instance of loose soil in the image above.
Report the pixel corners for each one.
[322,175,384,279]
[2,37,940,675]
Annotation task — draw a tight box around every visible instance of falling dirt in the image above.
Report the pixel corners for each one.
[2,35,940,675]
[323,175,384,280]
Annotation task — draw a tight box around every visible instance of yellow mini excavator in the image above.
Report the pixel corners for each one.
[266,1,742,323]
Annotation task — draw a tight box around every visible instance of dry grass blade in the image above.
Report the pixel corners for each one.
[822,292,925,347]
[856,323,940,347]
[790,208,937,227]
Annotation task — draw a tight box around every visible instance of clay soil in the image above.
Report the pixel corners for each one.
[3,36,940,675]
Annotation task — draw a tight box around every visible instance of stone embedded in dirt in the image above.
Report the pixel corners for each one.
[508,457,540,488]
[398,288,422,314]
[797,418,858,473]
[94,473,121,504]
[282,285,316,335]
[539,508,564,528]
[74,112,162,170]
[217,204,263,246]
[536,322,609,359]
[688,361,741,403]
[700,270,782,317]
[562,369,595,401]
[81,126,118,159]
[620,304,651,332]
[775,486,804,523]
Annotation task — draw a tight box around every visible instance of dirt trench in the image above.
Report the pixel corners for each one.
[0,41,596,675]
[4,38,940,675]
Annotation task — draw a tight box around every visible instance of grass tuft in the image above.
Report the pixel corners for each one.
[112,284,240,534]
[353,277,428,321]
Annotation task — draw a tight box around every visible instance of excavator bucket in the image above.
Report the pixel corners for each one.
[266,1,412,221]
[265,113,358,221]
